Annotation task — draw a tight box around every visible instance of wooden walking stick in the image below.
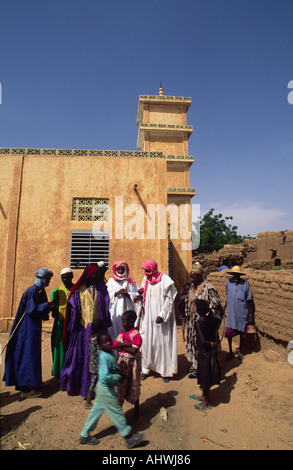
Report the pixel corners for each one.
[0,311,27,357]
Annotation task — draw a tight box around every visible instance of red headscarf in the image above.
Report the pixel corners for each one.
[111,261,135,285]
[62,264,100,345]
[141,259,163,303]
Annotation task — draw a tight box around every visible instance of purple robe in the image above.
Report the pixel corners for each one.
[60,282,111,397]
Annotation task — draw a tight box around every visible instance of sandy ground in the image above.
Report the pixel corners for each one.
[1,325,293,452]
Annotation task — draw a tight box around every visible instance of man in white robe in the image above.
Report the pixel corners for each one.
[107,261,139,341]
[139,259,177,382]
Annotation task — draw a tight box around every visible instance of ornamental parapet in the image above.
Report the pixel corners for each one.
[137,124,193,149]
[166,155,194,165]
[0,148,196,163]
[0,148,166,158]
[139,95,191,103]
[138,123,193,131]
[167,187,196,196]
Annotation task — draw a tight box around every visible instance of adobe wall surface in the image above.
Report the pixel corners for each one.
[0,151,194,330]
[257,230,293,261]
[195,231,293,276]
[0,153,169,323]
[207,269,293,344]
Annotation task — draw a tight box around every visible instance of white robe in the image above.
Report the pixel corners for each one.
[107,277,139,341]
[139,274,178,378]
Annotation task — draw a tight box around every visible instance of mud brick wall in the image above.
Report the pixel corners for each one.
[207,269,293,344]
[256,230,293,261]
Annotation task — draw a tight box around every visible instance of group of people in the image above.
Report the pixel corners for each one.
[181,263,253,410]
[3,258,254,446]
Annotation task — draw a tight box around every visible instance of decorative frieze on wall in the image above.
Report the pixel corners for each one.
[166,155,194,161]
[167,187,196,194]
[0,148,165,158]
[139,123,193,131]
[139,95,191,102]
[0,148,193,162]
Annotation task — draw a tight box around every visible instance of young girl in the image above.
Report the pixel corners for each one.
[193,299,221,410]
[113,310,142,424]
[85,319,106,408]
[79,331,143,449]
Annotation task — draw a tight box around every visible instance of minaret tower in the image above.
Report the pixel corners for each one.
[136,85,195,285]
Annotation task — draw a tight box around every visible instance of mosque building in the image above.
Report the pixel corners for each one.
[0,85,195,327]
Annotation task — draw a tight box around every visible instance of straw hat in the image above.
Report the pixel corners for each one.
[226,265,246,276]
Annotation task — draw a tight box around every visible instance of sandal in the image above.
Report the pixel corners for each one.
[163,377,170,383]
[79,435,100,445]
[125,433,144,449]
[237,350,245,360]
[188,373,197,379]
[189,394,201,400]
[141,373,149,381]
[194,403,212,411]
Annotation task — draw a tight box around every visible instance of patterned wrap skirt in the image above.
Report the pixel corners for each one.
[117,352,141,405]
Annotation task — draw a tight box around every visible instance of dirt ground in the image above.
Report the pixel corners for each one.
[1,325,293,452]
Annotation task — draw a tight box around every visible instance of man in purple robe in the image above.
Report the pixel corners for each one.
[4,268,54,398]
[60,263,111,397]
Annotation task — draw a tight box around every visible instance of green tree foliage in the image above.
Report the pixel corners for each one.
[193,208,254,254]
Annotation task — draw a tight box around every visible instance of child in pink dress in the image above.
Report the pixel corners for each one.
[113,310,142,424]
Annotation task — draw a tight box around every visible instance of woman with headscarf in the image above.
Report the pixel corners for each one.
[60,263,111,397]
[185,264,223,378]
[107,261,139,341]
[4,268,54,398]
[138,259,177,383]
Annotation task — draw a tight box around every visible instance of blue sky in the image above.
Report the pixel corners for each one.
[1,0,292,237]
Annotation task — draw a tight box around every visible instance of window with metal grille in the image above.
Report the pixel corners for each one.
[70,230,110,269]
[72,198,109,221]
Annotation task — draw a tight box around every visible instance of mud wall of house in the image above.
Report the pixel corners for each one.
[207,269,293,344]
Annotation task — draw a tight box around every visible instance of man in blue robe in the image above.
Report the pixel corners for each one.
[224,265,253,360]
[4,268,54,398]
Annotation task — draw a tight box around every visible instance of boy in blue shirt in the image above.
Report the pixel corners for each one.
[79,331,144,449]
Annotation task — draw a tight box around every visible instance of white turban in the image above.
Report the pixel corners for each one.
[60,268,73,275]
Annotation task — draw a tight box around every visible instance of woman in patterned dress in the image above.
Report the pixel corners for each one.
[185,264,223,378]
[113,310,142,424]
